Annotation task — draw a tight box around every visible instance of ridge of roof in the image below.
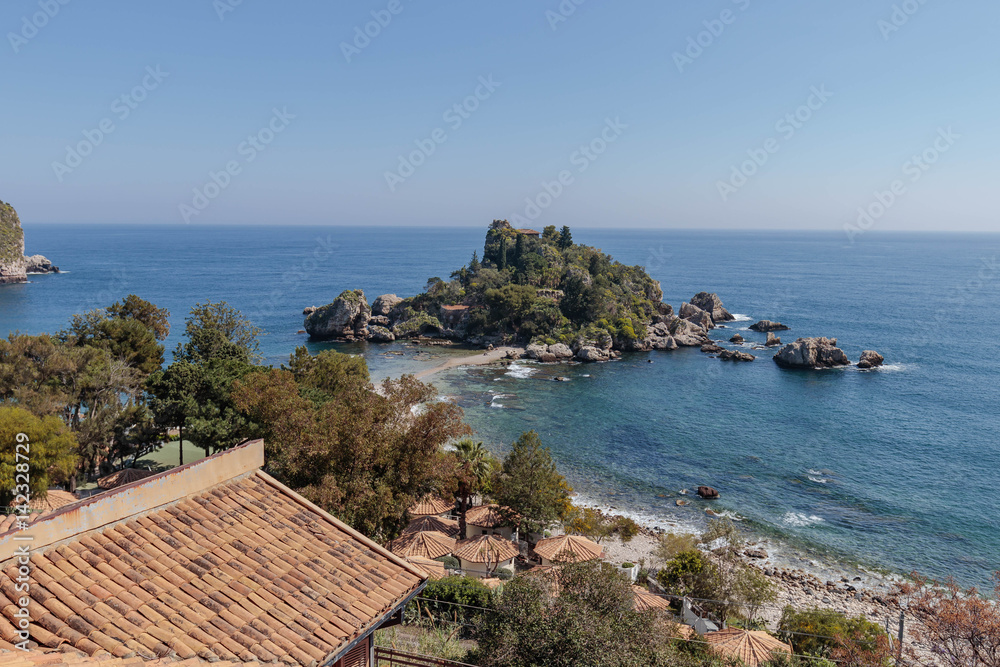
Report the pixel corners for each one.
[0,440,265,562]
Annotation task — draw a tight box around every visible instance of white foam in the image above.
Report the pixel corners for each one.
[730,314,753,322]
[489,392,513,408]
[504,362,538,379]
[782,512,825,527]
[808,476,828,484]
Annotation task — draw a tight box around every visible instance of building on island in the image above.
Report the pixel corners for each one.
[0,440,428,667]
[515,229,540,237]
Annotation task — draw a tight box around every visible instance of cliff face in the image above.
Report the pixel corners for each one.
[0,200,27,285]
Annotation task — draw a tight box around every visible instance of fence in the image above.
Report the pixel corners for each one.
[374,647,478,667]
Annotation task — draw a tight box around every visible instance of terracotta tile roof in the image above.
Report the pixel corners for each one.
[704,628,792,667]
[388,531,456,560]
[404,558,447,581]
[532,535,602,563]
[0,440,426,666]
[438,306,469,312]
[631,585,670,612]
[0,649,264,667]
[452,535,519,564]
[402,516,459,538]
[464,505,511,528]
[28,490,78,513]
[96,468,155,491]
[407,495,453,517]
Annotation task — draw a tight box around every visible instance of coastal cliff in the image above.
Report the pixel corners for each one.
[0,199,58,284]
[0,200,27,284]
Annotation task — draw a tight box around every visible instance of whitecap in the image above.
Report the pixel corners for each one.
[808,476,828,484]
[489,393,513,408]
[504,362,538,379]
[730,313,753,322]
[782,512,825,527]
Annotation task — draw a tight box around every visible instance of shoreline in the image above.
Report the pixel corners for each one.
[412,346,524,380]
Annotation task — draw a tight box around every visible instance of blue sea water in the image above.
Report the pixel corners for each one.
[2,224,999,587]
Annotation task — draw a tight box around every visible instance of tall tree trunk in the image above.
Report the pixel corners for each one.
[459,494,469,539]
[179,425,184,466]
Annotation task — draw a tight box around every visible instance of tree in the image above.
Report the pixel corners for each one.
[514,233,526,270]
[233,359,470,541]
[285,346,370,403]
[470,561,690,667]
[558,225,573,250]
[451,439,498,537]
[0,406,78,506]
[498,235,508,270]
[492,431,571,535]
[898,573,1000,667]
[778,607,890,663]
[178,301,263,363]
[469,251,481,273]
[106,294,171,340]
[542,225,558,243]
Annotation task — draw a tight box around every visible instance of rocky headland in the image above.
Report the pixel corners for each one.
[0,200,58,285]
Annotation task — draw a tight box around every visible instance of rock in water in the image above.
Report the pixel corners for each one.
[24,254,58,274]
[700,343,723,354]
[0,200,27,285]
[372,293,402,317]
[773,337,851,369]
[730,334,744,343]
[367,325,395,342]
[690,292,735,322]
[765,332,782,347]
[719,349,755,362]
[680,302,715,330]
[697,486,720,499]
[749,320,790,332]
[857,350,885,369]
[304,289,371,340]
[576,346,610,362]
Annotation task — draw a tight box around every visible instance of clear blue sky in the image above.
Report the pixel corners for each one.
[1,1,997,230]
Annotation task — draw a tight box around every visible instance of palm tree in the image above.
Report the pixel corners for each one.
[454,439,496,537]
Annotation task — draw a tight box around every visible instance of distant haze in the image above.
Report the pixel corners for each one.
[1,2,997,231]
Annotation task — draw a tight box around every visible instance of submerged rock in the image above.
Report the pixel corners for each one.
[773,337,850,369]
[305,289,371,340]
[857,350,885,369]
[749,320,789,332]
[690,292,735,322]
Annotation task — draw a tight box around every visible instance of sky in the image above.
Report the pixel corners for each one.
[0,1,997,231]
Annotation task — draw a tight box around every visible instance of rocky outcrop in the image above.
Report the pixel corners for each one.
[680,302,715,331]
[525,343,574,362]
[729,334,744,344]
[368,325,395,342]
[668,317,710,347]
[750,320,789,332]
[576,346,610,362]
[24,254,58,274]
[304,289,371,340]
[372,294,403,317]
[701,343,723,354]
[1,200,27,285]
[773,337,850,369]
[303,306,318,315]
[765,332,781,347]
[719,349,755,362]
[857,350,885,369]
[690,292,735,322]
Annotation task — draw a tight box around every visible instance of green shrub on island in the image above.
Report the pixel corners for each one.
[777,607,888,660]
[387,219,669,346]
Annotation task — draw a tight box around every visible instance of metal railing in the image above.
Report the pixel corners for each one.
[373,647,477,667]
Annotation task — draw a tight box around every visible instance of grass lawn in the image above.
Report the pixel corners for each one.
[135,440,208,472]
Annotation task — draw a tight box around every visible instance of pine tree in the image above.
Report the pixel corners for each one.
[514,233,525,269]
[498,236,508,270]
[469,251,481,273]
[558,226,573,250]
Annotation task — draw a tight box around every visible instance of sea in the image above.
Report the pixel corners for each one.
[2,224,999,589]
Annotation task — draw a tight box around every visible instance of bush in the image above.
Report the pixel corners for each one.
[621,562,634,569]
[435,555,460,570]
[656,549,722,601]
[496,567,514,581]
[414,575,495,638]
[777,607,888,659]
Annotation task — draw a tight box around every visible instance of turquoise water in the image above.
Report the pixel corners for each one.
[2,225,999,587]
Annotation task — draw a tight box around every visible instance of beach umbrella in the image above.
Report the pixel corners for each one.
[704,628,792,667]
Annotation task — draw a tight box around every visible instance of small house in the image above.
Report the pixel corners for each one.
[465,504,517,541]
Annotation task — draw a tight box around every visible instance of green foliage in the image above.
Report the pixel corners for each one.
[0,200,24,267]
[416,575,494,635]
[777,607,888,659]
[436,555,460,570]
[656,549,720,599]
[0,406,78,506]
[542,225,558,243]
[654,532,700,566]
[285,346,369,403]
[177,301,263,363]
[493,431,572,535]
[470,560,695,667]
[393,312,443,337]
[558,225,573,249]
[614,515,640,543]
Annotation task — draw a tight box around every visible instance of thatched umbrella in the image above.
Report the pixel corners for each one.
[97,467,155,490]
[387,530,456,560]
[533,534,603,563]
[403,514,460,538]
[704,628,792,667]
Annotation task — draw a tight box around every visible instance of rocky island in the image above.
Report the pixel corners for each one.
[0,199,58,284]
[304,220,740,362]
